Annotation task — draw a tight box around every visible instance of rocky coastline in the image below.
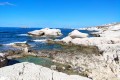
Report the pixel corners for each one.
[0,23,120,80]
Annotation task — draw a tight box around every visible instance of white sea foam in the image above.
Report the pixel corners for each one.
[4,41,27,46]
[17,34,28,36]
[33,39,62,43]
[33,39,47,42]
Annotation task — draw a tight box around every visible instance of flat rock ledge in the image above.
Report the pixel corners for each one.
[0,62,91,80]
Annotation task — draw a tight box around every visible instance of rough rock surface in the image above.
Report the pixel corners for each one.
[53,23,120,80]
[71,37,120,46]
[61,37,120,46]
[0,53,8,68]
[1,23,120,80]
[88,23,120,38]
[99,30,120,38]
[0,62,91,80]
[28,28,62,37]
[51,46,120,80]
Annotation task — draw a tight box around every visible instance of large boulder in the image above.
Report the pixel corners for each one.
[0,62,91,80]
[62,36,72,44]
[69,30,88,38]
[28,28,62,37]
[0,53,8,68]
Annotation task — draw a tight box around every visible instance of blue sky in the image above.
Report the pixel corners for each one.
[0,0,120,28]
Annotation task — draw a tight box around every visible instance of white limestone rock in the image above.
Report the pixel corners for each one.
[0,62,91,80]
[90,23,120,38]
[108,24,120,31]
[62,36,72,43]
[99,30,120,38]
[97,44,120,62]
[71,37,120,46]
[28,28,62,37]
[69,30,88,38]
[79,27,100,31]
[0,75,10,80]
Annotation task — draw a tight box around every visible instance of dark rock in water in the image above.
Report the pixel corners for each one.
[0,53,8,68]
[47,39,67,46]
[0,44,2,47]
[90,33,100,37]
[13,43,30,48]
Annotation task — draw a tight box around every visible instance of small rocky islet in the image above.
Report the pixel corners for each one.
[0,23,120,80]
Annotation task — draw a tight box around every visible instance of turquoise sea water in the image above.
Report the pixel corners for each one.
[8,56,54,67]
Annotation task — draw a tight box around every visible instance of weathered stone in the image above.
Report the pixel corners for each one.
[0,62,91,80]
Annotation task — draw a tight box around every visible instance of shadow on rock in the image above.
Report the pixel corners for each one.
[7,59,20,66]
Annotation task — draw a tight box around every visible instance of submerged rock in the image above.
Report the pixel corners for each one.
[12,43,30,48]
[0,62,91,80]
[0,44,2,47]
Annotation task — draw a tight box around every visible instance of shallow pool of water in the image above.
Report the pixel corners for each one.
[8,56,54,68]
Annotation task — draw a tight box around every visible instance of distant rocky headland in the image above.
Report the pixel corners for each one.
[0,22,120,80]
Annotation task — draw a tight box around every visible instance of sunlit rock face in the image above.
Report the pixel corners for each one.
[87,23,120,38]
[62,36,72,44]
[0,53,8,68]
[28,28,62,37]
[71,37,120,46]
[108,23,120,31]
[99,30,120,38]
[0,62,91,80]
[99,23,120,38]
[61,30,89,44]
[68,30,88,38]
